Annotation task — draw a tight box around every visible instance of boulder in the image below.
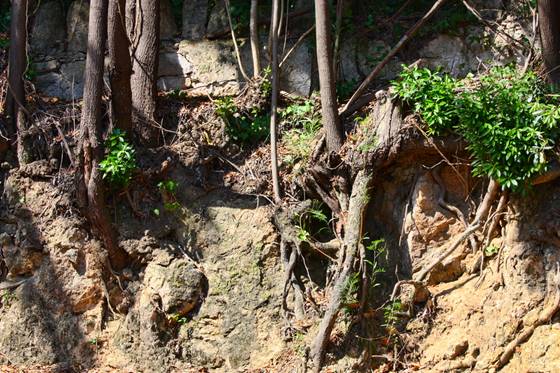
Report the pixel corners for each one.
[206,1,228,39]
[66,0,89,53]
[182,0,208,40]
[34,60,85,100]
[178,40,241,96]
[143,252,204,315]
[158,52,193,77]
[279,41,313,96]
[29,1,65,56]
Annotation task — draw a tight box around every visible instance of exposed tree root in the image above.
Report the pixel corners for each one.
[309,170,373,372]
[494,263,560,369]
[415,179,499,282]
[431,165,476,251]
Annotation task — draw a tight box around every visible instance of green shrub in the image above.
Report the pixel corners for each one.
[392,65,560,191]
[99,129,136,187]
[215,97,269,144]
[392,65,460,135]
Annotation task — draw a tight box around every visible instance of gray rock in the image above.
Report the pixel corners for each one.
[33,59,59,74]
[178,40,241,96]
[157,76,191,91]
[206,1,228,39]
[66,1,89,53]
[182,0,208,40]
[35,60,85,100]
[160,0,178,40]
[420,35,470,76]
[339,37,400,83]
[279,42,312,96]
[29,1,65,55]
[158,52,193,77]
[144,255,204,315]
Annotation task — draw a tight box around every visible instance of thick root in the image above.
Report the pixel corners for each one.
[309,170,373,372]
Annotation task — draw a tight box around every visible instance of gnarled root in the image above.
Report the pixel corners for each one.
[415,179,500,282]
[309,170,373,372]
[494,263,560,369]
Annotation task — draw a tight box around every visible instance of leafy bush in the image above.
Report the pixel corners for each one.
[392,65,459,136]
[392,65,560,191]
[215,97,269,144]
[99,129,136,187]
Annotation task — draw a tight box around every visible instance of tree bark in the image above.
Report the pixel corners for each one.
[80,0,129,271]
[8,0,31,164]
[250,0,261,77]
[270,0,281,202]
[130,0,160,146]
[108,0,133,134]
[538,0,560,87]
[314,0,343,153]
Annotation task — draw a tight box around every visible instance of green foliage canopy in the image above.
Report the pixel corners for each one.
[393,65,560,191]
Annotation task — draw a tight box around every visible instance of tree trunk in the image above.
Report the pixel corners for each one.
[80,0,129,271]
[538,0,560,87]
[8,0,31,164]
[314,0,343,153]
[130,0,160,146]
[270,0,281,202]
[250,0,261,77]
[108,0,133,134]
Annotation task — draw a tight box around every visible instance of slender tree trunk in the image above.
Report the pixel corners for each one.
[538,0,560,87]
[250,0,261,77]
[8,0,32,164]
[80,0,129,271]
[108,0,133,134]
[131,0,160,146]
[314,0,343,152]
[270,0,281,202]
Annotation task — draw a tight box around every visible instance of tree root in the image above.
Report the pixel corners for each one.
[309,170,373,372]
[415,179,499,282]
[494,263,560,369]
[431,165,476,251]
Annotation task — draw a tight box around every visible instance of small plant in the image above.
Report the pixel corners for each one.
[484,244,499,257]
[260,66,272,97]
[293,201,330,243]
[25,58,37,81]
[158,179,178,194]
[383,299,403,340]
[282,100,322,165]
[1,290,16,307]
[168,312,188,325]
[158,179,181,213]
[215,97,269,144]
[99,129,136,187]
[365,238,387,287]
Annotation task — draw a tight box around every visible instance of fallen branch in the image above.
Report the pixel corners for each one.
[415,179,499,282]
[340,0,448,116]
[309,170,373,372]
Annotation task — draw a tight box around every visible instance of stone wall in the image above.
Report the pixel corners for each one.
[28,0,533,101]
[29,0,317,100]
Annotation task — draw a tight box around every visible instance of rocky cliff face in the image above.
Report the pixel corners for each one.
[1,1,554,372]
